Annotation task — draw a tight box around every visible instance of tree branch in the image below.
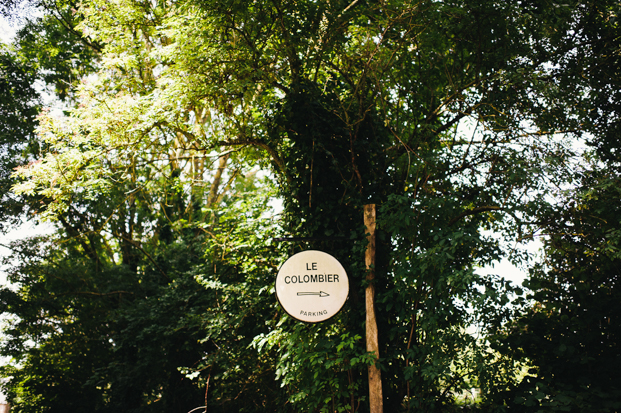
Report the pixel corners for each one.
[449,205,502,226]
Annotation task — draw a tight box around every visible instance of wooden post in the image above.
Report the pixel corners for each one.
[364,204,383,413]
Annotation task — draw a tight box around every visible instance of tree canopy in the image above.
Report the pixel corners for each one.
[1,0,620,412]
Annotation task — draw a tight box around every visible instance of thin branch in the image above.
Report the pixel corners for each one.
[213,139,291,184]
[449,205,502,226]
[114,232,170,282]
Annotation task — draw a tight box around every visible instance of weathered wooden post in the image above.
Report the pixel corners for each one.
[364,204,383,413]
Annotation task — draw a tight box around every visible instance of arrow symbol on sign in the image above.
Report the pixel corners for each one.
[297,291,330,297]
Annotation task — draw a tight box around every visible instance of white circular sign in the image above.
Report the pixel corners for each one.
[276,250,349,323]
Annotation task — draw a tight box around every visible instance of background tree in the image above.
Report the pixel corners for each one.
[0,0,102,231]
[1,175,286,413]
[1,0,101,100]
[2,1,290,411]
[487,2,621,411]
[3,0,620,412]
[0,45,39,230]
[147,0,589,410]
[491,167,621,413]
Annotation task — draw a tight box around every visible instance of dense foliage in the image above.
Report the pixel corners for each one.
[0,45,39,230]
[491,169,621,413]
[1,0,620,412]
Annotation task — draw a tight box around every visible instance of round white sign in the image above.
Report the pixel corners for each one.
[275,250,349,323]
